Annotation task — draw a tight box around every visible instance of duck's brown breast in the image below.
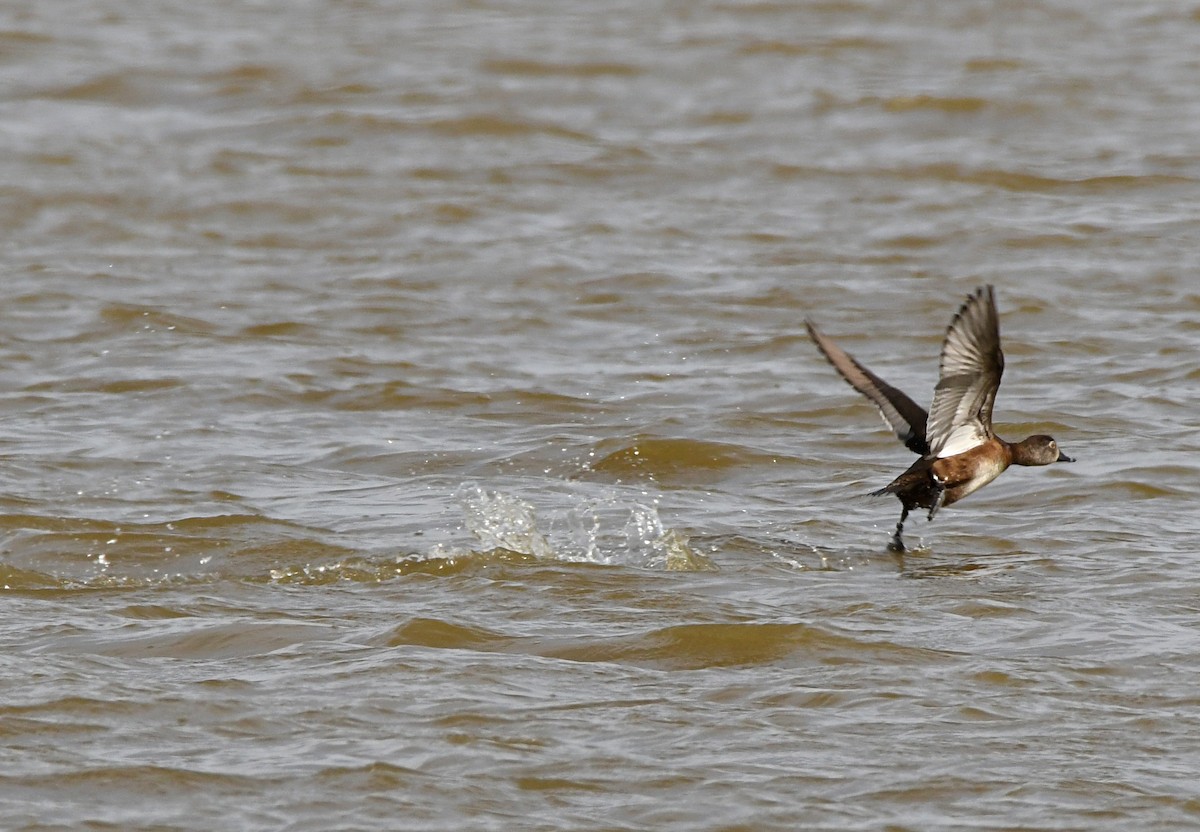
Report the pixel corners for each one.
[931,440,1012,506]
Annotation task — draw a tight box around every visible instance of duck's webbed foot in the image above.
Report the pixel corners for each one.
[887,506,909,552]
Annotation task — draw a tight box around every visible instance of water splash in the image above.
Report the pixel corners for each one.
[456,485,554,559]
[450,484,714,571]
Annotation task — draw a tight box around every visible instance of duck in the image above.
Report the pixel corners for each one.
[806,285,1073,551]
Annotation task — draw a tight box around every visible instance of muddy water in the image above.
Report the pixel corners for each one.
[2,2,1200,830]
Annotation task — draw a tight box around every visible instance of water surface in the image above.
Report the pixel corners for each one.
[3,1,1200,829]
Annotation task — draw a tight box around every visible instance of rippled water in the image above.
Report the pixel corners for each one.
[3,1,1200,829]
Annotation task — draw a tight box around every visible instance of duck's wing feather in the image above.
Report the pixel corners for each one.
[806,320,930,456]
[926,285,1004,459]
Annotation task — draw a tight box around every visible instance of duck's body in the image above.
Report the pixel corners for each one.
[881,438,1011,510]
[807,286,1073,551]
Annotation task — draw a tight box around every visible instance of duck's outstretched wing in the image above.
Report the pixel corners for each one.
[926,285,1004,459]
[805,320,930,456]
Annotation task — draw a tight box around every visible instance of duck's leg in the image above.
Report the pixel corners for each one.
[888,506,909,552]
[927,484,946,521]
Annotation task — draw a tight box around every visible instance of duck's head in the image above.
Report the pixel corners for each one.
[1014,435,1074,466]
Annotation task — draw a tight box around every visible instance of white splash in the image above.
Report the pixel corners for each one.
[451,484,713,571]
[455,485,554,559]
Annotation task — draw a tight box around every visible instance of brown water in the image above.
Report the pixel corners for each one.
[3,1,1200,829]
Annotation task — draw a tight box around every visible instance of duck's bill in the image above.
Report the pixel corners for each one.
[1057,452,1075,463]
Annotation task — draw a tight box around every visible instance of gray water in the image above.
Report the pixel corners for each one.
[3,2,1200,830]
